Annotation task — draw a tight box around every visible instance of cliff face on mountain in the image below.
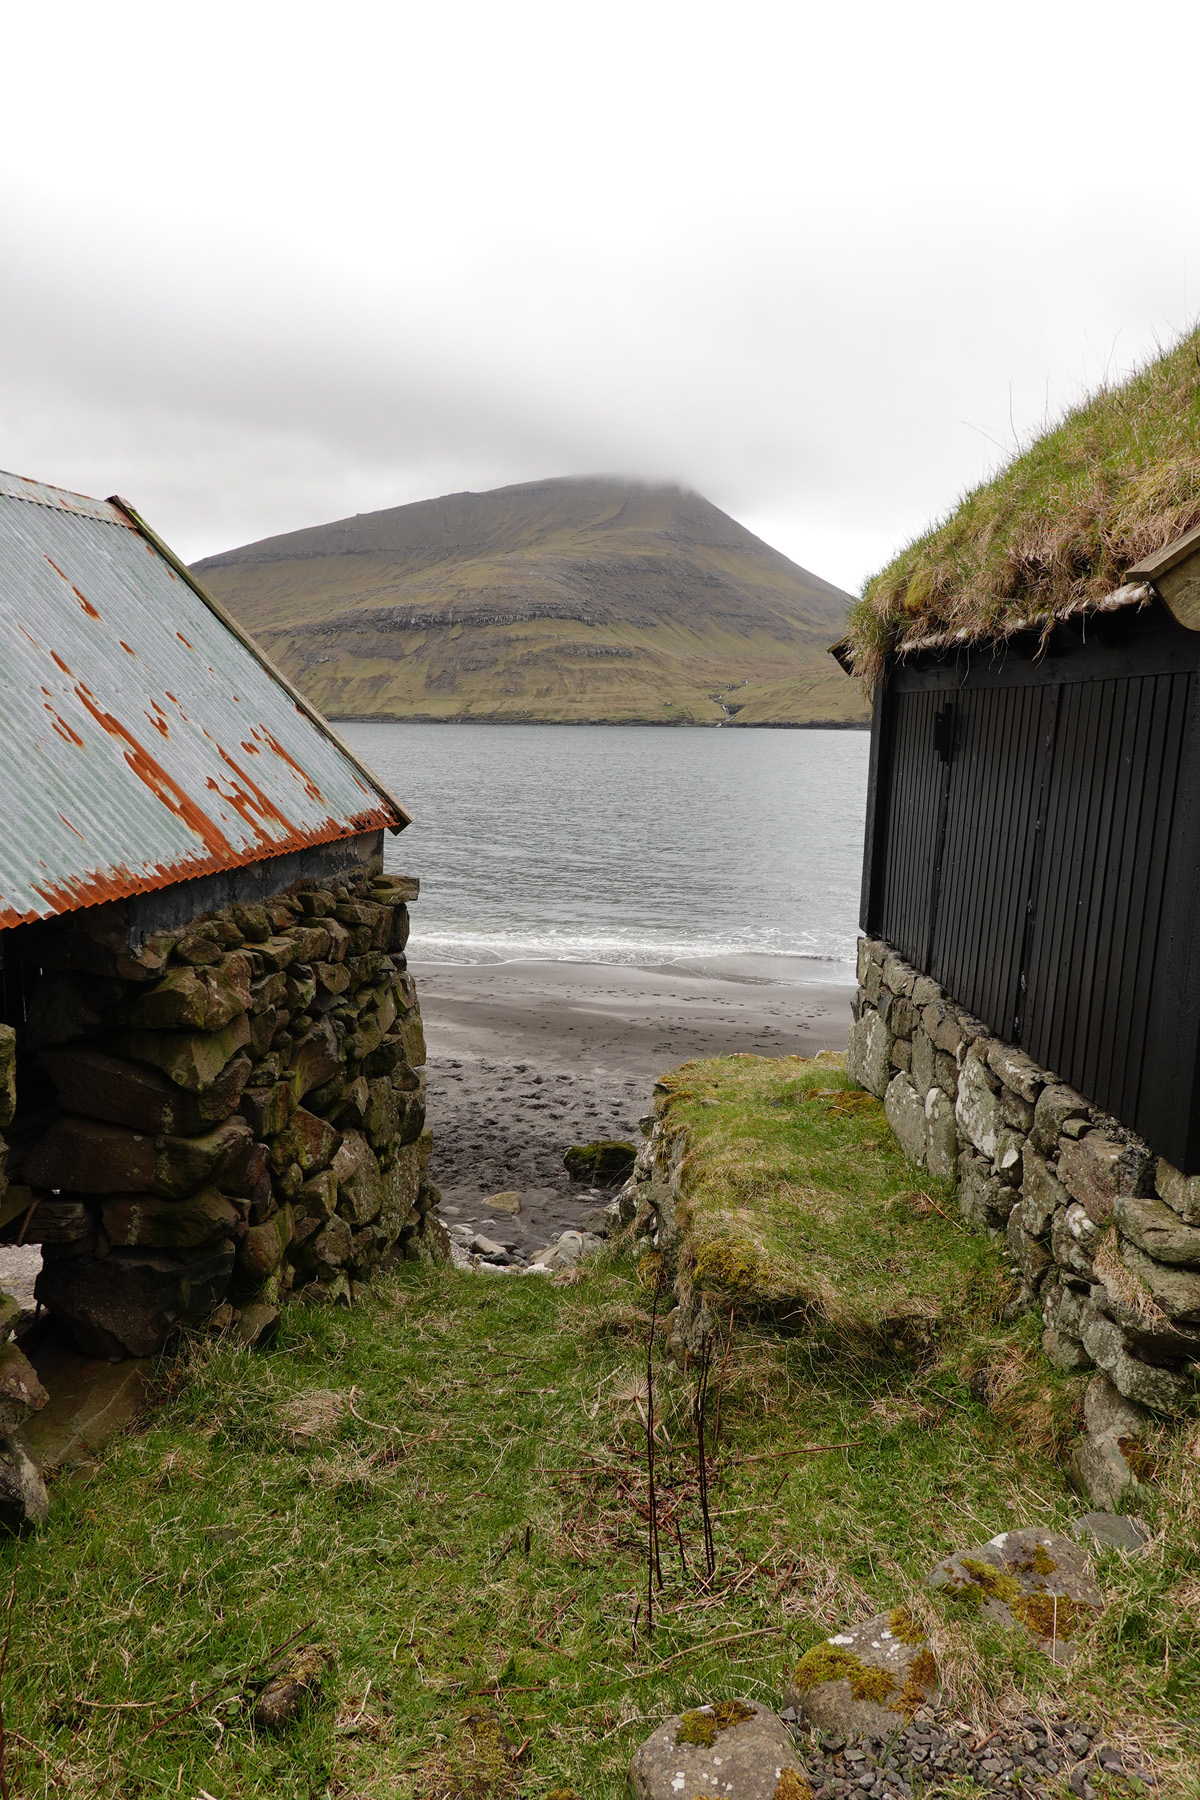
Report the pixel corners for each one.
[193,477,866,725]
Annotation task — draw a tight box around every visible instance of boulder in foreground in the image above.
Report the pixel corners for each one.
[629,1699,809,1800]
[784,1609,937,1736]
[927,1527,1101,1663]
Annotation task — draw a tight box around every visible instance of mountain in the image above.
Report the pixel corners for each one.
[192,477,867,726]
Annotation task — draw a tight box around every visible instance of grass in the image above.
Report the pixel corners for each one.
[658,1053,1005,1360]
[5,1057,1200,1797]
[847,325,1200,680]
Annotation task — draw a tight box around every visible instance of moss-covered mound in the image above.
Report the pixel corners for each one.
[654,1053,1004,1355]
[845,326,1200,680]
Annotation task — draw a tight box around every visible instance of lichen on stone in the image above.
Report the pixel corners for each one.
[774,1772,814,1800]
[887,1605,927,1645]
[690,1235,767,1296]
[953,1557,1021,1607]
[1032,1544,1058,1576]
[1118,1435,1160,1482]
[1011,1591,1086,1641]
[674,1698,756,1747]
[790,1643,897,1703]
[894,1646,938,1719]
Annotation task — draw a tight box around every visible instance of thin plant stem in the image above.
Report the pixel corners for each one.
[0,1562,17,1800]
[695,1337,716,1577]
[712,1306,735,1449]
[645,1267,665,1633]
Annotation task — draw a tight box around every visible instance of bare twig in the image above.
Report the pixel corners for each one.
[712,1306,735,1448]
[7,1731,71,1787]
[137,1618,316,1743]
[347,1385,408,1445]
[731,1443,856,1466]
[645,1265,666,1633]
[68,1698,155,1712]
[630,1623,785,1678]
[673,1504,689,1575]
[695,1337,716,1577]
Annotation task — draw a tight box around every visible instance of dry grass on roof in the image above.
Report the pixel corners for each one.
[847,325,1200,684]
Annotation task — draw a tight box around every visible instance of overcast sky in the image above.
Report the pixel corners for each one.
[2,0,1198,594]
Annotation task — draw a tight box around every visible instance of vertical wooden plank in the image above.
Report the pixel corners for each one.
[1093,676,1154,1110]
[1025,678,1087,1079]
[1057,679,1106,1084]
[1077,679,1134,1098]
[1132,666,1200,1165]
[858,673,889,934]
[1122,675,1188,1121]
[1014,681,1061,1049]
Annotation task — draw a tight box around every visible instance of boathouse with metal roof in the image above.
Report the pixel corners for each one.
[0,474,432,1450]
[0,469,409,939]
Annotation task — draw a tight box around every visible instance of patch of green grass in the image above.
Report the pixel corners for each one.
[3,1058,1199,1795]
[848,325,1200,677]
[657,1053,1002,1356]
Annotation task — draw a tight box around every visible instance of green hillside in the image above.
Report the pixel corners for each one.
[193,477,867,726]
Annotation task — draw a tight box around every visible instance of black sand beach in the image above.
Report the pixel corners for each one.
[417,957,854,1256]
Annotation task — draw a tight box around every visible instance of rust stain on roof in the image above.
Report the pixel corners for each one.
[0,468,408,927]
[259,727,326,804]
[72,681,238,864]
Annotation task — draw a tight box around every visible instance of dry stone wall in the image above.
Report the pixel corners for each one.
[0,864,445,1368]
[849,934,1198,1508]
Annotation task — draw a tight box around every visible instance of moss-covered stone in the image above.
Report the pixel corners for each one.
[563,1140,636,1185]
[1011,1591,1086,1641]
[886,1605,926,1645]
[674,1699,756,1747]
[790,1643,897,1704]
[927,1529,1103,1663]
[894,1647,938,1719]
[630,1701,806,1800]
[955,1557,1021,1606]
[691,1235,768,1297]
[774,1773,813,1800]
[785,1612,937,1735]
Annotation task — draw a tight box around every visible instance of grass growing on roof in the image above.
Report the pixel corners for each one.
[2,1057,1198,1795]
[846,325,1200,680]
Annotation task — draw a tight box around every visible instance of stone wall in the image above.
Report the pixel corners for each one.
[848,934,1198,1509]
[0,857,445,1383]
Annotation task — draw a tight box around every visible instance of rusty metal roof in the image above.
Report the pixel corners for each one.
[0,470,410,929]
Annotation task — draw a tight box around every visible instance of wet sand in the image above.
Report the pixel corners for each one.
[416,957,854,1257]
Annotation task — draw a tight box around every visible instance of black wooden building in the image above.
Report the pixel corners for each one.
[839,522,1200,1173]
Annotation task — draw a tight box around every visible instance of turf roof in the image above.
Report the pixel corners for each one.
[844,326,1200,681]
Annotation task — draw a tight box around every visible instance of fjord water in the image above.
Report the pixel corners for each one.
[340,722,868,974]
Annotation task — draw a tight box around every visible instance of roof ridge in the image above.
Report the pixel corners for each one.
[0,470,127,524]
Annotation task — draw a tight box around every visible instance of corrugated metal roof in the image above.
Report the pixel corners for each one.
[0,471,410,929]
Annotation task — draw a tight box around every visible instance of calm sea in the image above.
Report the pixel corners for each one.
[339,723,869,974]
